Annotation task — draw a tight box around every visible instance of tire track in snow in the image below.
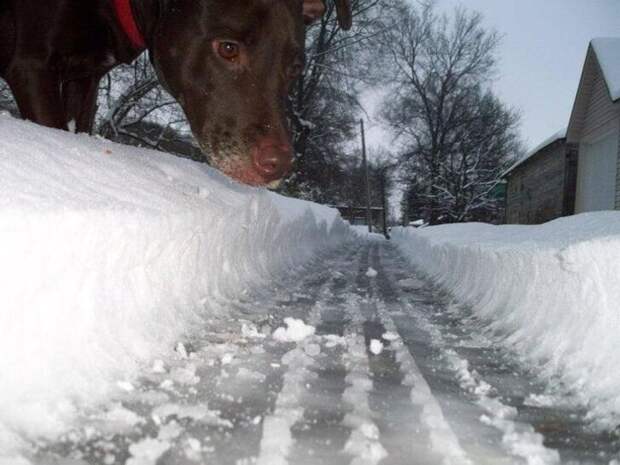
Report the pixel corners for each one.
[282,241,390,465]
[209,273,336,463]
[152,252,340,465]
[389,242,620,463]
[255,343,317,465]
[289,244,366,465]
[185,245,362,465]
[255,244,364,465]
[329,241,404,465]
[34,246,351,465]
[366,243,473,465]
[340,294,389,465]
[374,242,561,465]
[354,243,439,465]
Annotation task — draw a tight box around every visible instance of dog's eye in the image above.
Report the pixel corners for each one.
[217,41,240,61]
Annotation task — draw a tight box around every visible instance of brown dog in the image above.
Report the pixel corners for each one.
[0,0,352,186]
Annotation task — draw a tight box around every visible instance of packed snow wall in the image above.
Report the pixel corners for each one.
[393,214,620,429]
[0,115,351,449]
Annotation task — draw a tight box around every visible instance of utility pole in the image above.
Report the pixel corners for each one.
[360,119,372,233]
[380,169,390,240]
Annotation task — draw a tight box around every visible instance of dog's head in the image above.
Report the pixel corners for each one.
[150,0,352,187]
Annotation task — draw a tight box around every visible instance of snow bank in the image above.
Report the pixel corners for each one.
[0,115,350,450]
[392,213,620,429]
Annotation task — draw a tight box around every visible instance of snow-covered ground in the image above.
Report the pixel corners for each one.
[2,114,620,464]
[393,214,620,431]
[0,115,350,459]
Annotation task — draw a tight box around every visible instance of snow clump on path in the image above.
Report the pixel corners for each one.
[272,318,316,343]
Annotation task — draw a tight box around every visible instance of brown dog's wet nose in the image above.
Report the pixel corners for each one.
[251,137,293,181]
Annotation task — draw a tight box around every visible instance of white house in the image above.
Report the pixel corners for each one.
[566,38,620,213]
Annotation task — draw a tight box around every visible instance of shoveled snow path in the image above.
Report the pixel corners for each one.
[33,239,619,464]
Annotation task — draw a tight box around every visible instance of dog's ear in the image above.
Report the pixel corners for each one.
[303,0,353,31]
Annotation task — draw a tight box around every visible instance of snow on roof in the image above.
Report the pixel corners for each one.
[591,38,620,102]
[502,127,567,177]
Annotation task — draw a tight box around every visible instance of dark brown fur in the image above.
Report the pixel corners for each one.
[0,0,351,185]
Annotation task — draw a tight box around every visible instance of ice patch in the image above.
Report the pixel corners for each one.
[396,278,421,290]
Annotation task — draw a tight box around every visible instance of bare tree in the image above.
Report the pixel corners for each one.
[0,79,18,116]
[95,54,196,158]
[382,1,521,224]
[283,0,385,201]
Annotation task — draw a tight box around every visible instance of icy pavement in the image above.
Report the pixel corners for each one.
[30,239,620,465]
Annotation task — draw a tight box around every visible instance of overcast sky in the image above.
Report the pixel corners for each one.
[366,0,620,153]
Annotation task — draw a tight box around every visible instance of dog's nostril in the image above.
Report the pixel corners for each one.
[256,155,279,175]
[254,153,283,175]
[252,145,292,180]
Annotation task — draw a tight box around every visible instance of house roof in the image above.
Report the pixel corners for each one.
[591,38,620,102]
[566,38,620,143]
[502,128,567,178]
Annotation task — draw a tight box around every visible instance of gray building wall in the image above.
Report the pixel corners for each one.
[581,67,620,142]
[568,48,620,210]
[505,141,577,224]
[580,62,620,210]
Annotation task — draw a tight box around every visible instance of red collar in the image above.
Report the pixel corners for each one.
[113,0,146,50]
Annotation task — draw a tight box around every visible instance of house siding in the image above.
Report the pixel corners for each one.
[567,51,598,144]
[581,69,620,143]
[505,141,570,224]
[579,56,620,211]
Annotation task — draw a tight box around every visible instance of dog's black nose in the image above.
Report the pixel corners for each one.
[251,137,293,181]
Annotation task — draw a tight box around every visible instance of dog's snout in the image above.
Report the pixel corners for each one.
[252,137,293,181]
